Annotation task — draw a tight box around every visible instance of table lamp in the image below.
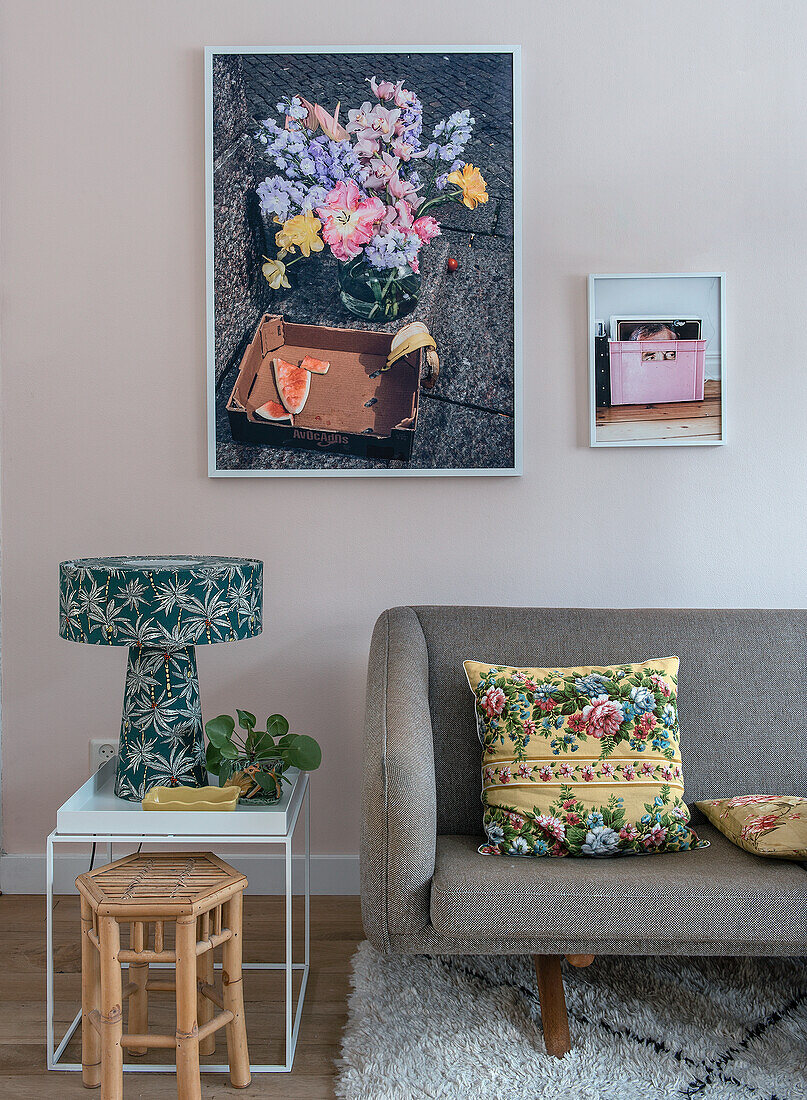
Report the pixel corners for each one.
[59,556,263,801]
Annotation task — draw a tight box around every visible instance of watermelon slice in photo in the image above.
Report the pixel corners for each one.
[255,399,292,423]
[300,354,330,375]
[273,357,311,415]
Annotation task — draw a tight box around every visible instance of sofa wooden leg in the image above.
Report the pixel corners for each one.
[533,954,570,1057]
[565,954,594,968]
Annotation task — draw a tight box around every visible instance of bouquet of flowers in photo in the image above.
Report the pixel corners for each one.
[254,77,488,320]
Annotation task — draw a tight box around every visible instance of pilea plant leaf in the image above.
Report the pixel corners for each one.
[205,742,222,776]
[285,734,322,771]
[205,714,235,747]
[267,713,290,739]
[237,709,257,730]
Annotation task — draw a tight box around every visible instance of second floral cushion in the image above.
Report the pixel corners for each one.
[463,656,707,858]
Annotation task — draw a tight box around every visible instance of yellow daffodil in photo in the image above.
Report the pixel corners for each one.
[275,210,325,258]
[447,164,489,209]
[261,257,291,290]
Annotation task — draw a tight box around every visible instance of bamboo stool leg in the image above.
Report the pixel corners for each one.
[127,921,149,1056]
[221,892,250,1089]
[80,898,101,1089]
[175,916,202,1100]
[197,912,215,1057]
[99,916,124,1099]
[533,954,571,1058]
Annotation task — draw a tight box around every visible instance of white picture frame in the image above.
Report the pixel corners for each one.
[205,46,522,477]
[588,272,727,448]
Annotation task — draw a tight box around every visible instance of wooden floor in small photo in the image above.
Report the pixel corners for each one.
[596,380,722,443]
[1,893,363,1098]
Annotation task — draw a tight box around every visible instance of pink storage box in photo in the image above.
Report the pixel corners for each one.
[609,340,706,405]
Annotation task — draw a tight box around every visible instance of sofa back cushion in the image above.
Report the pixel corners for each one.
[409,607,807,836]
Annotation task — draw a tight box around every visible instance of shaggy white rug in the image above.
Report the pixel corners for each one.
[336,943,807,1100]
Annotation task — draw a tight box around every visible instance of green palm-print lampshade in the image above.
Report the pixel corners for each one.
[59,556,263,801]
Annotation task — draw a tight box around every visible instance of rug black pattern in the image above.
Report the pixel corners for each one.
[336,944,807,1100]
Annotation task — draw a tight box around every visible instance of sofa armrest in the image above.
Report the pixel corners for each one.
[361,607,437,951]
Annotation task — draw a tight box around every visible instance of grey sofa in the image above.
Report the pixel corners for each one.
[361,606,807,1054]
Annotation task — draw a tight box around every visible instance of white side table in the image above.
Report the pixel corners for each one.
[46,758,310,1074]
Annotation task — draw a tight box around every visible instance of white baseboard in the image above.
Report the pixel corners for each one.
[0,851,360,895]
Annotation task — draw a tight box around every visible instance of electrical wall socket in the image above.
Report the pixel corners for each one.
[89,739,118,773]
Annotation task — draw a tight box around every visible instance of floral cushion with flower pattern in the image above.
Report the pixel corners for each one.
[463,657,707,858]
[695,795,807,860]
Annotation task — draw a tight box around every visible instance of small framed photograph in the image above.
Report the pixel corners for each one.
[589,273,726,447]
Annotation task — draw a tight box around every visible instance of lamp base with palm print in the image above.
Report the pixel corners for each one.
[115,643,207,801]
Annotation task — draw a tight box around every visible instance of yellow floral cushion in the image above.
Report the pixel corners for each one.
[695,795,807,859]
[464,657,707,858]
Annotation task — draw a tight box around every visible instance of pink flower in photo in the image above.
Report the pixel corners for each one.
[640,761,655,777]
[353,103,402,143]
[482,766,495,785]
[600,761,615,778]
[506,813,524,829]
[517,762,533,780]
[315,181,385,261]
[660,766,674,782]
[581,695,624,739]
[537,698,557,713]
[619,823,639,841]
[673,765,682,780]
[538,765,553,782]
[559,762,575,778]
[412,215,441,243]
[522,718,537,737]
[353,136,381,159]
[523,679,538,692]
[369,77,396,101]
[567,713,586,734]
[581,764,596,782]
[480,686,506,718]
[313,101,349,141]
[392,138,416,161]
[566,811,582,826]
[479,844,500,855]
[622,763,636,781]
[498,766,512,784]
[393,80,417,108]
[387,171,421,204]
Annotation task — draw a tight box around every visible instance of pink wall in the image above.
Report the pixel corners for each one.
[2,0,807,859]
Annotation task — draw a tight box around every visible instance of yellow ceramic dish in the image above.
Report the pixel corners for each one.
[141,785,239,812]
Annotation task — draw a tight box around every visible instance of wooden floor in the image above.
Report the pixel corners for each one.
[0,893,364,1098]
[596,380,721,443]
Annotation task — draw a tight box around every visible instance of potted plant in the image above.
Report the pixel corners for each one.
[204,710,322,804]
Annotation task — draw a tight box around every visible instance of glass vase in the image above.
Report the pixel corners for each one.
[337,258,421,322]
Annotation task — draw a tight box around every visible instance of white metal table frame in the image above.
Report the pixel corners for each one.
[46,772,310,1075]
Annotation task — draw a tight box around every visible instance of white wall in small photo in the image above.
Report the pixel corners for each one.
[588,273,726,447]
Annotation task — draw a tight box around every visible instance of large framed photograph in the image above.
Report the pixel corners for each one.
[205,47,521,477]
[589,273,726,447]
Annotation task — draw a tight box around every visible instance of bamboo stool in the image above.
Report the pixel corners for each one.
[75,851,250,1098]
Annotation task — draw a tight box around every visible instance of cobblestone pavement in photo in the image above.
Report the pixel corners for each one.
[215,51,515,473]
